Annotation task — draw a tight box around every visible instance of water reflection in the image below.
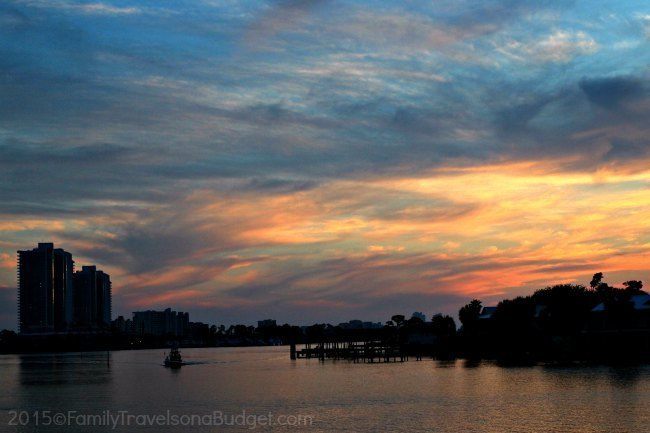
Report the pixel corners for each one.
[19,352,112,386]
[1,347,650,432]
[462,358,482,368]
[434,359,457,368]
[606,366,646,387]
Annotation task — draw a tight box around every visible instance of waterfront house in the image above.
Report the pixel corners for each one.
[590,294,650,330]
[478,306,497,320]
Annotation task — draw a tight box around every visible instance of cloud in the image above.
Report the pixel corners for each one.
[639,14,650,38]
[579,76,646,109]
[242,0,573,58]
[74,3,139,15]
[244,0,330,44]
[498,30,598,63]
[15,0,140,15]
[0,5,30,28]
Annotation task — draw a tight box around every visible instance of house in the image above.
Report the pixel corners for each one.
[591,294,650,312]
[590,293,650,330]
[478,306,497,320]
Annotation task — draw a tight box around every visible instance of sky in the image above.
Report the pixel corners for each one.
[1,0,649,329]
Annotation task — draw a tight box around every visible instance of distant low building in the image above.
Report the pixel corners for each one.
[187,321,210,343]
[362,321,383,329]
[132,308,189,337]
[338,320,383,330]
[339,319,363,330]
[411,312,427,322]
[257,319,277,328]
[111,315,134,334]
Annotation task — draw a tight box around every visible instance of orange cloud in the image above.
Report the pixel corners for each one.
[2,161,649,317]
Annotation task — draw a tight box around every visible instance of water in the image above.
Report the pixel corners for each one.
[1,346,649,432]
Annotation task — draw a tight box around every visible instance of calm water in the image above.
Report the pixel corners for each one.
[1,346,649,432]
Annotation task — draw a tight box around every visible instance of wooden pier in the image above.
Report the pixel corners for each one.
[290,339,424,362]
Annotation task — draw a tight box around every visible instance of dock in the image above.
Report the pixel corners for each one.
[290,339,424,362]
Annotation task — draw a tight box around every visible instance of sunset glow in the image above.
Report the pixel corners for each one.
[1,0,648,327]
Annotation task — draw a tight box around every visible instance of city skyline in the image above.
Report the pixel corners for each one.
[12,240,447,330]
[1,0,649,329]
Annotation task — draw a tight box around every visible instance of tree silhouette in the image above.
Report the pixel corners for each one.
[590,272,604,290]
[623,280,644,293]
[407,315,424,325]
[431,314,456,337]
[459,299,482,334]
[391,314,405,328]
[532,284,598,335]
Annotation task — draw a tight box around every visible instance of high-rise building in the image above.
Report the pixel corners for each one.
[17,243,74,334]
[73,265,112,329]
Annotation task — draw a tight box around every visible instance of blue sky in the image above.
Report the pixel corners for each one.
[0,0,649,329]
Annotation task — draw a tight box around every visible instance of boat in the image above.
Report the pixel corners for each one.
[164,346,183,368]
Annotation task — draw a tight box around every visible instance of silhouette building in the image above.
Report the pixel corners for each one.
[132,308,189,337]
[338,320,383,330]
[257,319,277,328]
[73,265,112,329]
[17,242,112,334]
[17,243,74,334]
[111,315,134,334]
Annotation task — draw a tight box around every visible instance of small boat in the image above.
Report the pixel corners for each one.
[164,346,183,368]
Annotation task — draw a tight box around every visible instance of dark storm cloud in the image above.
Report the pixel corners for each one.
[487,72,649,171]
[603,140,650,162]
[243,178,319,193]
[580,76,647,109]
[0,140,129,164]
[0,139,162,215]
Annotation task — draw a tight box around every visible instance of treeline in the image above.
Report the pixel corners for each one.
[457,273,649,362]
